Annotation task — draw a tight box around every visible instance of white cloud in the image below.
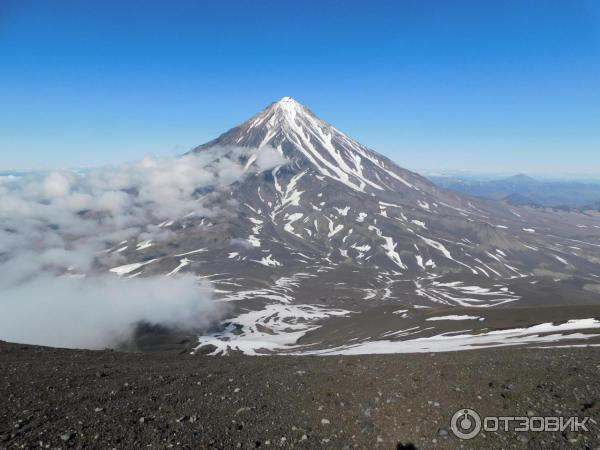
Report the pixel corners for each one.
[0,146,287,349]
[0,274,223,350]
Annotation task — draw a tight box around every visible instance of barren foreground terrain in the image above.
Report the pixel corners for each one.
[1,341,600,449]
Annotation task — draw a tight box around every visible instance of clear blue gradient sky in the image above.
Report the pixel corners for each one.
[1,0,599,175]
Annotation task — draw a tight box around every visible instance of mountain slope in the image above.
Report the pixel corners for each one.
[110,97,600,354]
[192,97,433,194]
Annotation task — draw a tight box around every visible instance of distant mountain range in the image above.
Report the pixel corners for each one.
[430,174,600,210]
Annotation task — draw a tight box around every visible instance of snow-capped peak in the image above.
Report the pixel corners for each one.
[193,97,424,193]
[275,96,301,106]
[260,96,317,131]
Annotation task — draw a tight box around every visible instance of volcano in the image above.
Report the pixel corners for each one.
[109,97,600,354]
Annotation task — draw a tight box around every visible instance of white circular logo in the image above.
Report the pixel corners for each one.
[451,408,482,440]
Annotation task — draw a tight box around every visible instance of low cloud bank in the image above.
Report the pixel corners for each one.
[0,146,286,349]
[0,274,219,349]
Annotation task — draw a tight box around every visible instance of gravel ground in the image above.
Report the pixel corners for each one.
[1,341,600,449]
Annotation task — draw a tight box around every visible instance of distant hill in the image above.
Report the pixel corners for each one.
[430,174,600,210]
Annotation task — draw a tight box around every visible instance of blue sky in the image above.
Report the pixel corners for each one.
[1,0,599,176]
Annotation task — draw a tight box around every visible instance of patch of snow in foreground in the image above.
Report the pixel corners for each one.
[426,315,482,321]
[195,303,352,355]
[306,319,600,355]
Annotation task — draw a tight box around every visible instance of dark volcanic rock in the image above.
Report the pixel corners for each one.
[1,340,599,449]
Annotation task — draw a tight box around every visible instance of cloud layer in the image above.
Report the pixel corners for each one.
[0,146,286,349]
